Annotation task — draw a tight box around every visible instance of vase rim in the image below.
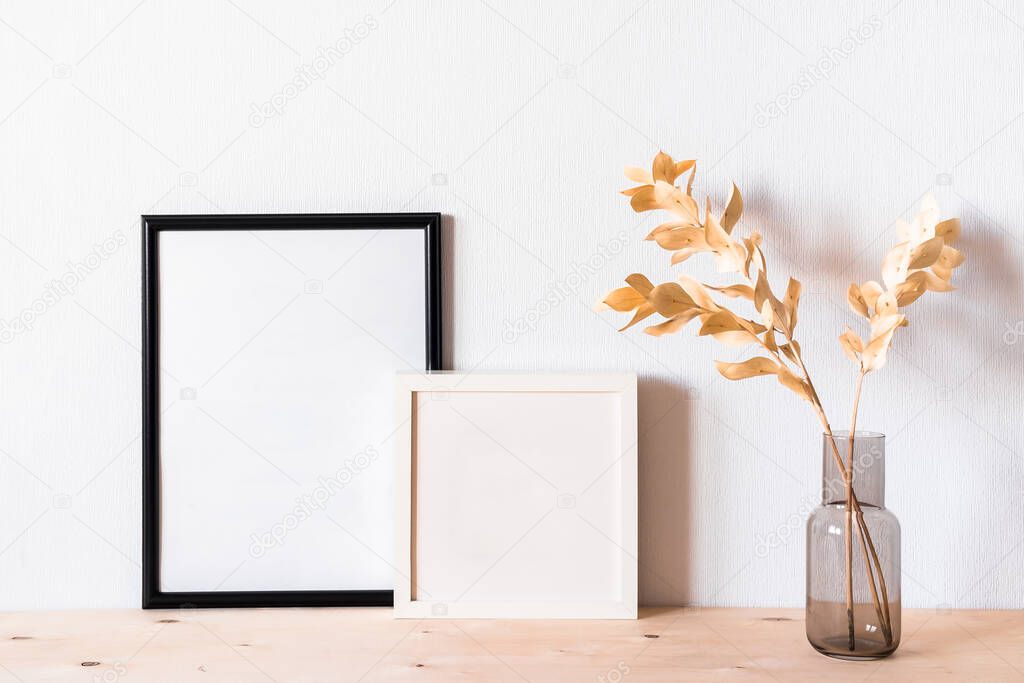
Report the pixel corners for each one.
[825,430,885,439]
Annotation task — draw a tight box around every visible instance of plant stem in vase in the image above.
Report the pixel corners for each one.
[807,431,899,658]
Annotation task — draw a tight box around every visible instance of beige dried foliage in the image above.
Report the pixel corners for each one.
[706,284,754,300]
[715,357,777,379]
[601,151,964,406]
[841,194,964,374]
[721,183,744,234]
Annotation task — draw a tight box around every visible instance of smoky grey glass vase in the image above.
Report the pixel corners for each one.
[806,431,901,659]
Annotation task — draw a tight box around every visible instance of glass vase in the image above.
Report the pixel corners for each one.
[806,431,901,659]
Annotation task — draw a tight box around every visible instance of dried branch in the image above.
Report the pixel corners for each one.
[601,151,964,652]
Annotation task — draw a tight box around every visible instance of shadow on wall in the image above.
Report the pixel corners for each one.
[733,184,1023,393]
[637,376,694,606]
[937,200,1024,440]
[441,211,697,606]
[955,201,1023,359]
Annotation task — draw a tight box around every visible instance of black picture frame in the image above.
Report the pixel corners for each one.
[142,213,442,609]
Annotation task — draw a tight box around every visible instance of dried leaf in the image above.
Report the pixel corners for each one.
[678,274,718,310]
[716,248,747,274]
[619,303,655,331]
[847,283,869,318]
[860,280,884,309]
[670,248,703,265]
[644,309,702,336]
[644,221,688,240]
[754,272,790,335]
[629,186,658,213]
[759,300,774,330]
[894,271,929,306]
[706,284,755,300]
[686,161,697,196]
[603,287,646,312]
[734,315,768,336]
[655,181,701,222]
[839,328,863,362]
[933,245,965,277]
[698,310,749,336]
[907,235,945,269]
[653,179,678,205]
[784,278,801,332]
[935,217,961,244]
[875,291,898,317]
[712,330,763,346]
[698,311,765,346]
[625,273,654,297]
[624,166,652,184]
[652,152,676,183]
[779,342,799,364]
[721,183,743,234]
[743,232,766,278]
[753,272,771,313]
[932,262,953,281]
[678,194,701,223]
[715,246,747,273]
[881,242,910,289]
[776,365,811,401]
[764,324,778,352]
[642,318,685,337]
[861,314,903,371]
[714,357,779,380]
[674,159,695,178]
[704,201,731,251]
[654,227,706,251]
[916,269,955,292]
[649,282,696,317]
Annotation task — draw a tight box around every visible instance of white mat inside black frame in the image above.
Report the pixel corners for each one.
[142,214,442,608]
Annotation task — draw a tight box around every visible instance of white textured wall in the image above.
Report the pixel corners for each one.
[1,0,1021,611]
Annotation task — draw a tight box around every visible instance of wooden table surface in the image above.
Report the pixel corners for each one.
[1,607,1022,682]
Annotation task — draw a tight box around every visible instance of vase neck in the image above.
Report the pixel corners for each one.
[822,431,885,508]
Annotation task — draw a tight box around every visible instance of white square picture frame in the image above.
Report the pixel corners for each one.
[394,373,638,619]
